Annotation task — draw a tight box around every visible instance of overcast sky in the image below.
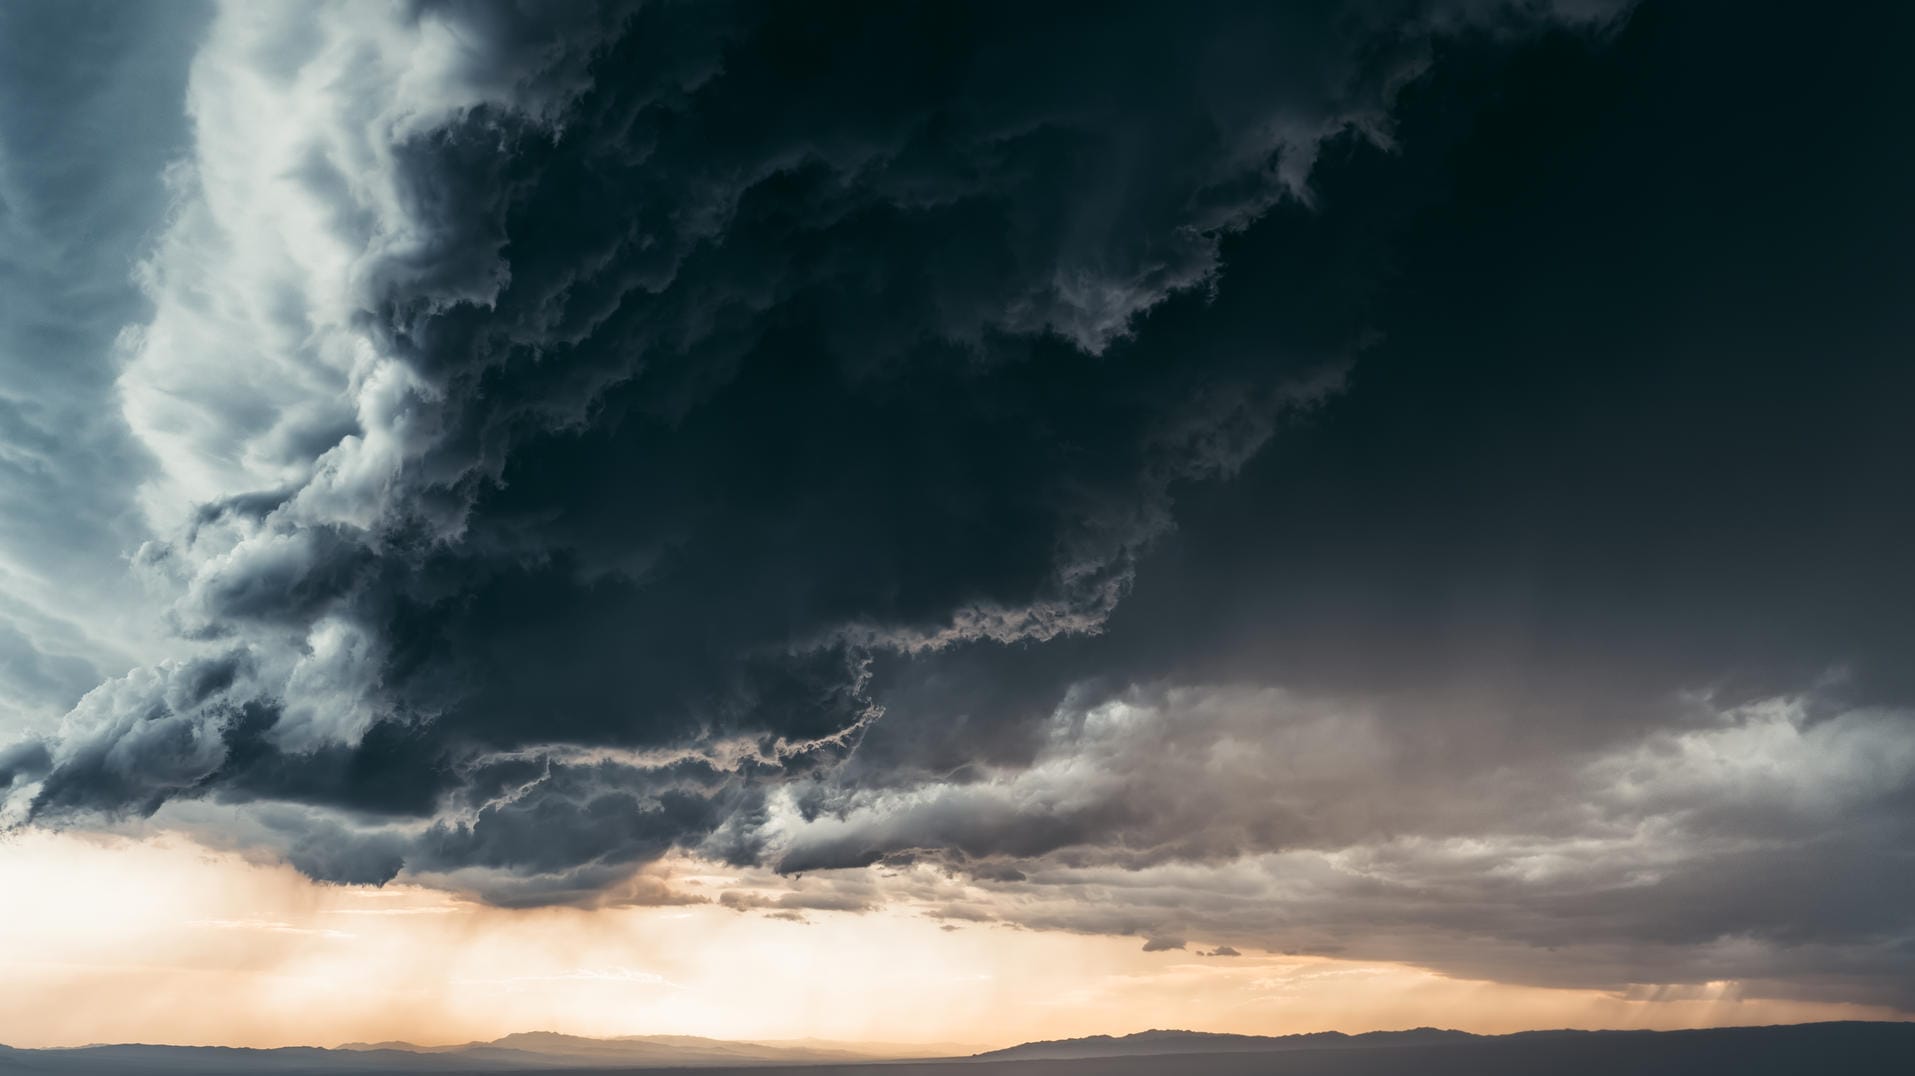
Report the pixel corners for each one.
[1,0,1912,1047]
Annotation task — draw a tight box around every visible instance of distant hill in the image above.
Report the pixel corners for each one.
[339,1031,882,1066]
[2,1022,1910,1075]
[970,1027,1475,1061]
[954,1023,1914,1074]
[0,1032,887,1073]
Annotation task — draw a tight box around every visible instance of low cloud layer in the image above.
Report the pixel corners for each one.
[749,688,1915,1004]
[3,0,1912,1011]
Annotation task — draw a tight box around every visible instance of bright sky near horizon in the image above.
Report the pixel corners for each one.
[0,831,1899,1050]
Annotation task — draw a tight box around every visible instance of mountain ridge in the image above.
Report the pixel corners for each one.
[969,1026,1476,1061]
[333,1032,881,1064]
[0,1033,889,1073]
[2,1021,1910,1074]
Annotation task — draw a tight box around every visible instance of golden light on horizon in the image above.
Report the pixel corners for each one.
[1,831,1899,1052]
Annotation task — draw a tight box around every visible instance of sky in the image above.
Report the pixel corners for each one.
[0,0,1912,1050]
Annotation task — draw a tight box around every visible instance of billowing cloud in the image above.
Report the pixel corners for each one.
[8,0,1618,874]
[749,687,1915,1004]
[4,0,1914,1016]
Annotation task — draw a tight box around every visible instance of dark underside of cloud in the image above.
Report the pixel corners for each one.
[6,0,1915,1008]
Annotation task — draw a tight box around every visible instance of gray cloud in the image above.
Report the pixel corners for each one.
[754,684,1915,1004]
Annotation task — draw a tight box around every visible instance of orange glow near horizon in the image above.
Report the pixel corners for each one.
[0,831,1902,1051]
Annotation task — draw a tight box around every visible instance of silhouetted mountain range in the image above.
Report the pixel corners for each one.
[0,1032,904,1073]
[1,1022,1909,1075]
[957,1023,1914,1074]
[339,1032,899,1066]
[969,1027,1476,1061]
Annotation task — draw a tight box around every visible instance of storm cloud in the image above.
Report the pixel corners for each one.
[3,0,1912,1012]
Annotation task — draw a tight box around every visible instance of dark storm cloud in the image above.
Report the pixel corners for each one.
[750,1,1915,1004]
[12,0,1617,883]
[843,0,1915,785]
[6,0,1914,1012]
